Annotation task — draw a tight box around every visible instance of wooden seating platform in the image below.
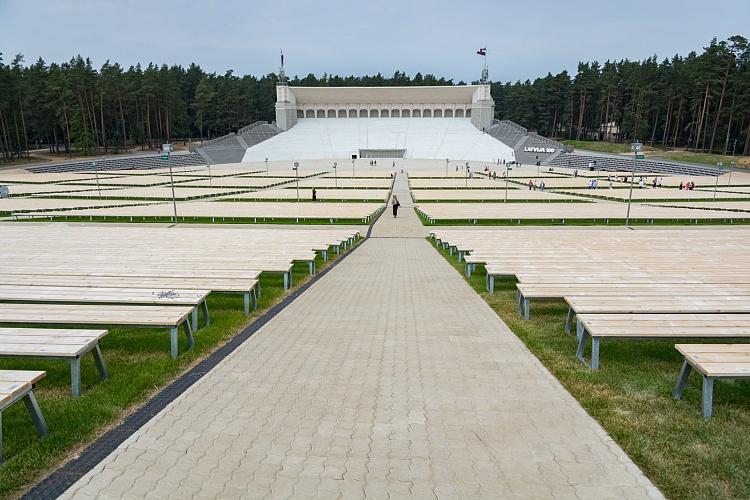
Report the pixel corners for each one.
[673,344,750,419]
[574,314,750,370]
[0,285,211,331]
[0,304,195,358]
[0,328,108,397]
[0,370,48,464]
[515,283,750,321]
[567,296,750,340]
[0,275,259,316]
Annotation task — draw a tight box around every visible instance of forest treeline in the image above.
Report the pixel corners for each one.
[0,35,748,161]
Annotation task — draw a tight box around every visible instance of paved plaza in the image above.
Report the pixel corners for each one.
[60,174,661,499]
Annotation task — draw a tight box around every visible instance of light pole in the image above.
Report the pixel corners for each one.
[352,158,355,177]
[92,159,102,198]
[333,162,337,188]
[714,162,723,201]
[293,161,300,202]
[504,163,511,202]
[265,157,269,175]
[163,148,178,224]
[625,142,642,227]
[445,158,449,178]
[729,160,736,186]
[207,163,212,187]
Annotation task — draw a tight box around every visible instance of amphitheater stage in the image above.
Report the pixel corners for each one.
[241,118,515,163]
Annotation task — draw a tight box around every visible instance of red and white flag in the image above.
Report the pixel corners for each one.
[476,47,486,56]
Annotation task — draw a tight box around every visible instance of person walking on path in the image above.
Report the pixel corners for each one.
[391,195,400,218]
[312,188,317,202]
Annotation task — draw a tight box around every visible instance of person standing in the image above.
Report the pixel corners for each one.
[312,188,317,202]
[391,195,400,218]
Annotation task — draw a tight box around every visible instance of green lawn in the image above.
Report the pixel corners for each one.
[649,151,747,168]
[0,244,358,497]
[433,242,750,499]
[562,140,648,155]
[562,140,749,169]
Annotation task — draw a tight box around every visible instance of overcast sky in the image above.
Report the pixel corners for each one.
[1,0,748,83]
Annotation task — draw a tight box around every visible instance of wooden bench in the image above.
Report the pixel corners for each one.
[567,296,750,340]
[0,304,195,358]
[673,344,750,419]
[515,283,750,322]
[0,285,210,332]
[0,275,258,316]
[575,314,750,370]
[0,370,48,464]
[0,328,108,397]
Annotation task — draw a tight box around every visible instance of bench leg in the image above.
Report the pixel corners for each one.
[576,319,584,343]
[576,329,600,370]
[191,307,199,332]
[591,338,600,371]
[702,376,714,420]
[202,300,211,327]
[565,307,574,335]
[523,298,530,321]
[170,327,179,358]
[308,260,315,276]
[24,390,48,437]
[488,275,495,293]
[322,250,328,261]
[284,271,292,291]
[465,263,471,278]
[457,251,463,262]
[70,356,81,398]
[243,292,251,316]
[92,344,109,381]
[516,292,523,316]
[184,321,195,351]
[673,360,692,399]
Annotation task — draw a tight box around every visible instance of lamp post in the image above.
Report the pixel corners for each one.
[714,161,723,201]
[504,163,511,202]
[333,162,338,188]
[352,158,355,177]
[293,161,300,202]
[92,159,102,198]
[729,160,736,186]
[625,142,642,227]
[265,157,269,175]
[207,163,212,187]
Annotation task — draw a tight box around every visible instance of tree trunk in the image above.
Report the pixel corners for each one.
[672,97,683,148]
[100,81,107,153]
[145,96,153,149]
[60,97,72,158]
[743,113,750,156]
[17,91,29,157]
[709,57,732,153]
[661,96,673,148]
[576,90,586,140]
[695,82,710,152]
[649,106,659,145]
[118,94,127,148]
[723,94,735,155]
[12,109,22,159]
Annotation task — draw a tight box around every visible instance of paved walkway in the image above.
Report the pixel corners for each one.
[61,173,661,499]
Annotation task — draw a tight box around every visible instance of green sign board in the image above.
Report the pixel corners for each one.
[161,152,169,160]
[635,153,645,160]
